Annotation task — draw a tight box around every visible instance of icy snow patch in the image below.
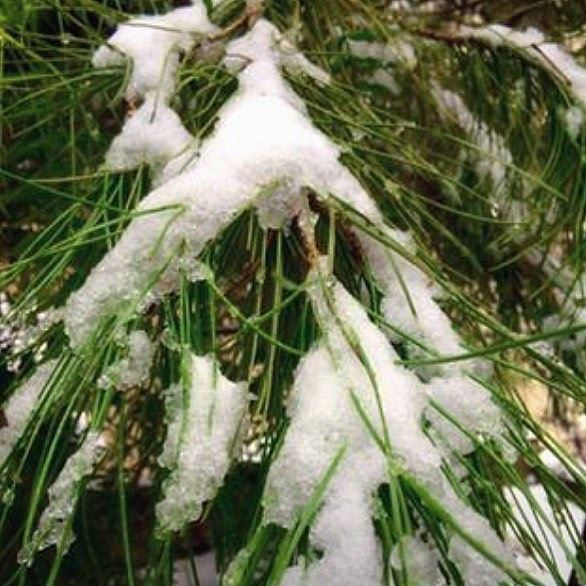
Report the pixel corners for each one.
[0,360,57,467]
[18,431,106,565]
[100,330,154,390]
[156,354,247,533]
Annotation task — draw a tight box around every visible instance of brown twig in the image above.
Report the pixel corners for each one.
[208,1,263,42]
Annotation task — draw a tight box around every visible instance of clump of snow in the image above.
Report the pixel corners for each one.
[156,354,248,534]
[88,16,478,382]
[389,535,440,585]
[359,227,500,456]
[565,105,584,139]
[262,263,411,584]
[460,24,586,107]
[254,178,308,230]
[359,229,465,364]
[425,374,503,456]
[0,360,57,468]
[449,512,512,586]
[99,330,154,390]
[103,94,197,179]
[263,260,512,585]
[18,431,106,565]
[66,19,381,347]
[92,4,218,101]
[88,6,507,502]
[433,86,512,189]
[264,349,384,584]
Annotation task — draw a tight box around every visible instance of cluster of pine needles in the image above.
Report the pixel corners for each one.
[0,0,585,584]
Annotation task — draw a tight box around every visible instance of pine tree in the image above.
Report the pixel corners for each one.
[1,1,585,584]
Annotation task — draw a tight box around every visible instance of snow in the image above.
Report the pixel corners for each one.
[433,86,512,189]
[505,484,586,586]
[87,16,477,377]
[0,360,57,467]
[93,4,213,182]
[104,94,197,178]
[73,10,537,582]
[264,259,512,585]
[99,330,154,390]
[565,105,584,139]
[359,229,465,365]
[461,24,586,107]
[389,535,440,585]
[66,19,379,347]
[92,4,217,101]
[156,354,248,533]
[18,431,106,565]
[359,230,501,458]
[425,374,503,456]
[347,38,417,69]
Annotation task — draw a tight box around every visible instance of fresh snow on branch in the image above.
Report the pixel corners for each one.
[18,431,106,565]
[263,259,512,585]
[92,4,217,101]
[0,360,57,468]
[156,354,248,534]
[51,6,538,582]
[432,86,512,190]
[70,6,480,378]
[65,17,380,347]
[99,330,154,390]
[103,94,198,181]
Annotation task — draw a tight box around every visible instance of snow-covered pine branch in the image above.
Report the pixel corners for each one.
[2,1,585,583]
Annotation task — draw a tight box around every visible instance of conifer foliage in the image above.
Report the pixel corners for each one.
[1,1,585,584]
